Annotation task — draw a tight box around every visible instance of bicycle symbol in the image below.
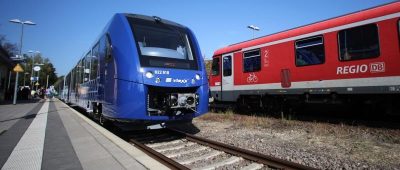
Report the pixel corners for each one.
[246,73,258,83]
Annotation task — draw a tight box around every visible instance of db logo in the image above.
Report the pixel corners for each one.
[370,62,385,73]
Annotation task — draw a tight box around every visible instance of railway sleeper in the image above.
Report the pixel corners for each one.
[165,146,208,158]
[179,150,222,165]
[191,156,242,170]
[156,142,196,153]
[240,163,264,170]
[146,139,185,148]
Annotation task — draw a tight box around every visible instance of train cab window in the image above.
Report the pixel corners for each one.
[223,55,232,77]
[339,24,380,61]
[211,57,220,76]
[127,16,198,70]
[243,49,261,72]
[295,36,325,66]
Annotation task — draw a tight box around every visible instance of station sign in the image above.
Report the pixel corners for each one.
[30,76,39,81]
[33,66,41,71]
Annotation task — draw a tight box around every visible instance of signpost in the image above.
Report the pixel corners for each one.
[31,76,39,81]
[33,66,41,71]
[13,64,24,105]
[35,82,40,91]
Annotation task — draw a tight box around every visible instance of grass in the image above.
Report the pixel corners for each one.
[199,111,295,130]
[198,111,400,144]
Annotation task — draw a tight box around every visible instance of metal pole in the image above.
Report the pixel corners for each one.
[46,75,49,89]
[38,69,40,89]
[38,70,40,88]
[62,76,66,99]
[7,71,11,90]
[13,72,19,105]
[31,56,34,87]
[23,72,26,86]
[18,23,24,59]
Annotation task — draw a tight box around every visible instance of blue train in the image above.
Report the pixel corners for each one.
[55,14,208,128]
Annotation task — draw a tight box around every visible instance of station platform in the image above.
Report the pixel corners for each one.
[0,98,168,170]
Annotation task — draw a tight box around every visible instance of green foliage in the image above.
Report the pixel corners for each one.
[204,59,212,77]
[0,34,18,56]
[1,33,58,88]
[21,54,58,88]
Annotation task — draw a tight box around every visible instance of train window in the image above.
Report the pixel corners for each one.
[211,57,220,76]
[295,36,325,66]
[75,63,79,85]
[70,68,75,91]
[243,49,261,73]
[75,64,80,85]
[91,41,100,80]
[105,34,113,63]
[338,24,380,61]
[79,60,84,84]
[223,55,232,77]
[84,52,91,82]
[76,66,80,88]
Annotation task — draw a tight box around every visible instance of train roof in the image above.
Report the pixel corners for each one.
[213,1,400,56]
[125,14,187,29]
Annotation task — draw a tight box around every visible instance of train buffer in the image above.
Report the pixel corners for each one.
[0,99,168,170]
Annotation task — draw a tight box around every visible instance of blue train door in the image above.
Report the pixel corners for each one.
[103,34,115,105]
[98,35,106,102]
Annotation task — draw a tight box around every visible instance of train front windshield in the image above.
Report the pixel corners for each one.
[127,16,198,70]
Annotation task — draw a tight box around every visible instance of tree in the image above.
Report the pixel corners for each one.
[1,34,58,89]
[22,54,58,88]
[204,59,212,78]
[0,35,5,44]
[0,34,18,57]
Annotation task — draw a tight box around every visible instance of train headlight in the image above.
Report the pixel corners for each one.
[186,96,195,105]
[145,71,154,78]
[170,94,178,106]
[195,74,201,80]
[195,94,199,105]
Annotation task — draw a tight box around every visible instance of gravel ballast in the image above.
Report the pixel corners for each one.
[180,113,400,169]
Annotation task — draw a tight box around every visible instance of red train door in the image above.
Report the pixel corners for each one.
[222,53,234,101]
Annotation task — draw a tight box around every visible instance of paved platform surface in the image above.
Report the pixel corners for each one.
[0,99,168,170]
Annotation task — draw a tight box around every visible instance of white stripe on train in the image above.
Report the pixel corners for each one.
[210,76,400,91]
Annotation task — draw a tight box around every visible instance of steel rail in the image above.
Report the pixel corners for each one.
[169,129,317,170]
[129,138,189,170]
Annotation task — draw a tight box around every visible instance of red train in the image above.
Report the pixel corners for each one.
[209,2,400,113]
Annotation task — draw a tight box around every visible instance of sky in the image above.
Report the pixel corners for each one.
[0,0,395,76]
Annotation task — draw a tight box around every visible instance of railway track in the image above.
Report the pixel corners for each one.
[124,128,315,170]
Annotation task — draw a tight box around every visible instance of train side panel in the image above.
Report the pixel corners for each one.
[210,2,400,106]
